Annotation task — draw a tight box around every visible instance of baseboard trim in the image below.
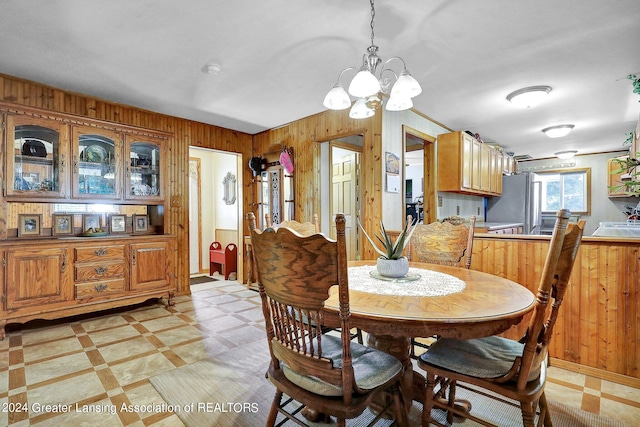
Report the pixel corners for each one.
[550,357,640,389]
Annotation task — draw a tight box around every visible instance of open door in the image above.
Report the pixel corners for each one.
[329,138,363,261]
[403,126,436,225]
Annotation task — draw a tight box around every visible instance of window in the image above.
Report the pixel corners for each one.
[537,168,591,214]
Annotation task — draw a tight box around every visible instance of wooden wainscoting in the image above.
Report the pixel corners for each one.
[472,234,639,381]
[215,228,238,248]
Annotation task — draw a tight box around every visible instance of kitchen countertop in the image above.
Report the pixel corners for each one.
[592,222,640,238]
[475,222,524,231]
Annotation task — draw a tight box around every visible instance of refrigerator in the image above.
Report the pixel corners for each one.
[485,173,542,235]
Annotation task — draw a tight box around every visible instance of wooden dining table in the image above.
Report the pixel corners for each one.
[323,260,536,407]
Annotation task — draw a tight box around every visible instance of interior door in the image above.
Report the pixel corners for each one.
[331,147,360,260]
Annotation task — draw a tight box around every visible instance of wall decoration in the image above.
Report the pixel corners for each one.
[52,213,74,236]
[222,172,237,205]
[18,214,42,237]
[385,152,401,193]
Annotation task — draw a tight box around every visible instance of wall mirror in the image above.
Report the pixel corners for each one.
[222,172,236,205]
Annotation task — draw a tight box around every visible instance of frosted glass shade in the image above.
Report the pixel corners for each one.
[323,84,351,110]
[390,70,422,99]
[348,69,381,98]
[385,97,412,111]
[349,98,375,119]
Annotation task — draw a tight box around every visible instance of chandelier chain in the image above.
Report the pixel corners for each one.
[370,0,376,46]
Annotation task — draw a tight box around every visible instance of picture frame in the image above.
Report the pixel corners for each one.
[52,213,74,236]
[18,214,42,237]
[82,214,102,232]
[133,214,149,233]
[108,214,127,234]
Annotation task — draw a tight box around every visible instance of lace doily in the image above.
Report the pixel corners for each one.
[348,265,466,297]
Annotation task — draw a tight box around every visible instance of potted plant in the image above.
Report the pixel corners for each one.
[358,218,417,278]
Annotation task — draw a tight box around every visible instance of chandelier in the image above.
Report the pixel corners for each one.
[323,0,422,118]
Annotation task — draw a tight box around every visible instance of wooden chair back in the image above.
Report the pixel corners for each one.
[247,212,356,401]
[265,212,320,236]
[408,215,476,269]
[514,210,585,390]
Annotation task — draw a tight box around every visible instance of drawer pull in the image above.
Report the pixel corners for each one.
[94,248,108,256]
[94,284,108,292]
[94,266,108,275]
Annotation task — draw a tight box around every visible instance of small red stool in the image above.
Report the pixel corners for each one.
[209,242,238,279]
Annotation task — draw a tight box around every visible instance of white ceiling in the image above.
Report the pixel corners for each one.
[1,0,639,160]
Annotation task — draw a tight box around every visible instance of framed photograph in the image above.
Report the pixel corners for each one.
[108,214,127,234]
[18,214,42,237]
[82,214,102,232]
[133,214,149,233]
[52,213,74,236]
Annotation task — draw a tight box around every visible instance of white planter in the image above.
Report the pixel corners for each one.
[376,256,409,278]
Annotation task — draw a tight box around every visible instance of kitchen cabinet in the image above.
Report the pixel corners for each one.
[1,234,175,340]
[437,131,504,196]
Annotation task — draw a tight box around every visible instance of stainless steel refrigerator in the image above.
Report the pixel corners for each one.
[485,173,542,234]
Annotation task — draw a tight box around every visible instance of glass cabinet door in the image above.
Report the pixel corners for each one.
[5,114,69,198]
[125,135,164,201]
[71,126,122,199]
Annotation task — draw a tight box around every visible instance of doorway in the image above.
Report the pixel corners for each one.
[403,126,436,225]
[188,147,242,282]
[327,136,363,261]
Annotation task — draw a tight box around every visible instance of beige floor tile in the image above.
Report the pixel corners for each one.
[600,397,640,426]
[601,380,640,403]
[127,307,172,323]
[22,336,83,363]
[544,377,585,408]
[547,365,587,387]
[98,337,157,364]
[24,352,92,385]
[21,325,76,346]
[88,325,143,346]
[79,314,130,333]
[153,325,205,347]
[27,371,104,408]
[123,382,168,419]
[170,337,233,364]
[108,353,176,386]
[140,315,190,332]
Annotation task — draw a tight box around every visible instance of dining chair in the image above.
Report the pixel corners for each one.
[263,211,364,344]
[407,215,476,357]
[248,212,408,427]
[418,209,585,427]
[407,215,477,269]
[265,212,320,235]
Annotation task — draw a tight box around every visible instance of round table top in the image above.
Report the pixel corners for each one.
[324,261,535,339]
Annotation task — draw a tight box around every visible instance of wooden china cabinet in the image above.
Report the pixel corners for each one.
[0,102,175,339]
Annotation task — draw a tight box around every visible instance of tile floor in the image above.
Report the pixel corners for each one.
[1,280,638,426]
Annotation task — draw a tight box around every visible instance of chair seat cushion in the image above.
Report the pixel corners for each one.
[419,336,541,382]
[282,335,402,396]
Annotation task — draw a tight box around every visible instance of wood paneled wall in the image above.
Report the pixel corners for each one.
[252,109,383,260]
[0,74,253,295]
[472,234,640,380]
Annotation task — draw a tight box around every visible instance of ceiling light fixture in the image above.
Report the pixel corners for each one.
[554,150,578,160]
[506,86,552,108]
[323,0,422,118]
[542,124,575,138]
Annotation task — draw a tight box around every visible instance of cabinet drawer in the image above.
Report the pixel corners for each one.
[75,261,125,281]
[75,245,125,262]
[75,278,125,299]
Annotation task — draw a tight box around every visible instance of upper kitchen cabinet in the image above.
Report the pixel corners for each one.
[437,131,506,196]
[4,114,70,199]
[72,125,122,200]
[125,134,165,202]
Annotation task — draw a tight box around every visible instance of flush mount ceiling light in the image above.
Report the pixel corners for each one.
[554,150,578,159]
[542,124,575,138]
[201,63,222,75]
[506,86,552,108]
[323,0,422,118]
